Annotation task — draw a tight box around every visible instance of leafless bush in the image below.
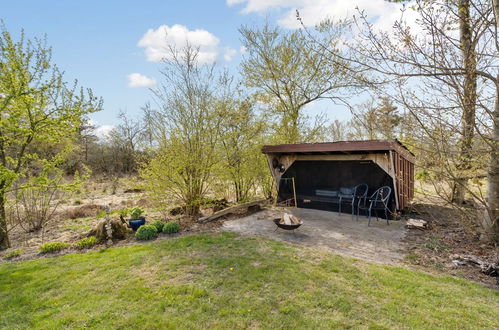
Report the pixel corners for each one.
[12,183,66,232]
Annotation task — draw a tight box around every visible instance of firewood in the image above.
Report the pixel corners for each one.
[450,254,499,277]
[290,215,301,224]
[406,218,428,229]
[282,213,292,225]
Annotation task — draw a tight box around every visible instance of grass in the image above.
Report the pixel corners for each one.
[1,233,498,329]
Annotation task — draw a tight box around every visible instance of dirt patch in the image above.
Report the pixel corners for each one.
[402,203,499,289]
[221,208,407,266]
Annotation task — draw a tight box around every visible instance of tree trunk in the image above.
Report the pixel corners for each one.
[0,193,10,250]
[480,0,499,242]
[453,0,477,205]
[483,81,499,242]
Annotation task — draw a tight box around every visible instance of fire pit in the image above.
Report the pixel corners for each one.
[273,218,302,230]
[273,213,303,231]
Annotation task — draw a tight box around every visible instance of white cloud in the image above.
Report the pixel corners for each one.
[227,0,302,14]
[127,73,156,88]
[239,45,247,54]
[227,0,416,32]
[94,125,115,139]
[223,47,237,62]
[138,24,220,64]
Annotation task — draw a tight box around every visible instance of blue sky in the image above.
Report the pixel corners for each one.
[1,0,406,135]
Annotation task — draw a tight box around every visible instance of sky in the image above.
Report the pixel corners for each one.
[1,0,410,137]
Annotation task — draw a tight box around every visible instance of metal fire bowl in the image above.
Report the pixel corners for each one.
[273,218,302,230]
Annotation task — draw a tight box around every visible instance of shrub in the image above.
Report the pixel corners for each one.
[129,207,144,219]
[162,221,180,234]
[135,225,157,240]
[40,242,68,254]
[151,220,165,233]
[76,236,97,250]
[3,249,22,260]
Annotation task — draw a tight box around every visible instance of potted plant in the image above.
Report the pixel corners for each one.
[127,207,146,231]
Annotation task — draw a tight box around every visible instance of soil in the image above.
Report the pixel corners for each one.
[402,203,499,289]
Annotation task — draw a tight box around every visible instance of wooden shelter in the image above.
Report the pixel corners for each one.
[262,140,415,212]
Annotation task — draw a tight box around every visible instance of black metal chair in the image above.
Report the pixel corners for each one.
[356,186,392,226]
[337,183,369,217]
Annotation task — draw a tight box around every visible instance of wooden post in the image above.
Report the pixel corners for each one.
[292,177,298,208]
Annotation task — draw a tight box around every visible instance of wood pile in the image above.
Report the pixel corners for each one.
[278,213,302,225]
[451,254,499,279]
[406,218,429,230]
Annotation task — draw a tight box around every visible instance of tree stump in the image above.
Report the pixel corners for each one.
[86,216,130,242]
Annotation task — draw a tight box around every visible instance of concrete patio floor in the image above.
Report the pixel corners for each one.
[222,207,407,265]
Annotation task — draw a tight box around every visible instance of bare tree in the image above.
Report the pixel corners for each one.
[141,45,227,216]
[346,0,498,240]
[240,22,363,143]
[107,111,145,173]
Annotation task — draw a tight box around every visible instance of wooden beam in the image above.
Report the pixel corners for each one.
[197,199,270,223]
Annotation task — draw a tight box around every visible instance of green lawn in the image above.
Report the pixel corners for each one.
[1,233,498,329]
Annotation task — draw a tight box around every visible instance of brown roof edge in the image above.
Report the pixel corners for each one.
[262,140,415,163]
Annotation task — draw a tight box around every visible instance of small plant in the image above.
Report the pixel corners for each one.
[40,242,68,254]
[118,208,129,216]
[96,210,107,218]
[422,237,448,252]
[3,249,22,260]
[129,207,144,219]
[162,221,180,234]
[151,220,165,233]
[74,200,82,205]
[76,236,97,250]
[135,225,158,240]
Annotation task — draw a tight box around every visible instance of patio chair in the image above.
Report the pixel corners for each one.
[356,186,392,226]
[336,183,369,217]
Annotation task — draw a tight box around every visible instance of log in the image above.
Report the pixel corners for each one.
[450,254,499,277]
[282,213,292,225]
[198,198,269,223]
[406,218,428,229]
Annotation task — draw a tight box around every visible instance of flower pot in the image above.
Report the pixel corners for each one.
[128,217,146,231]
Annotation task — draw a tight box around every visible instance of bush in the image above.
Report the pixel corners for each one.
[40,242,68,254]
[162,221,180,234]
[151,220,165,233]
[3,249,22,260]
[76,236,97,250]
[135,225,158,240]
